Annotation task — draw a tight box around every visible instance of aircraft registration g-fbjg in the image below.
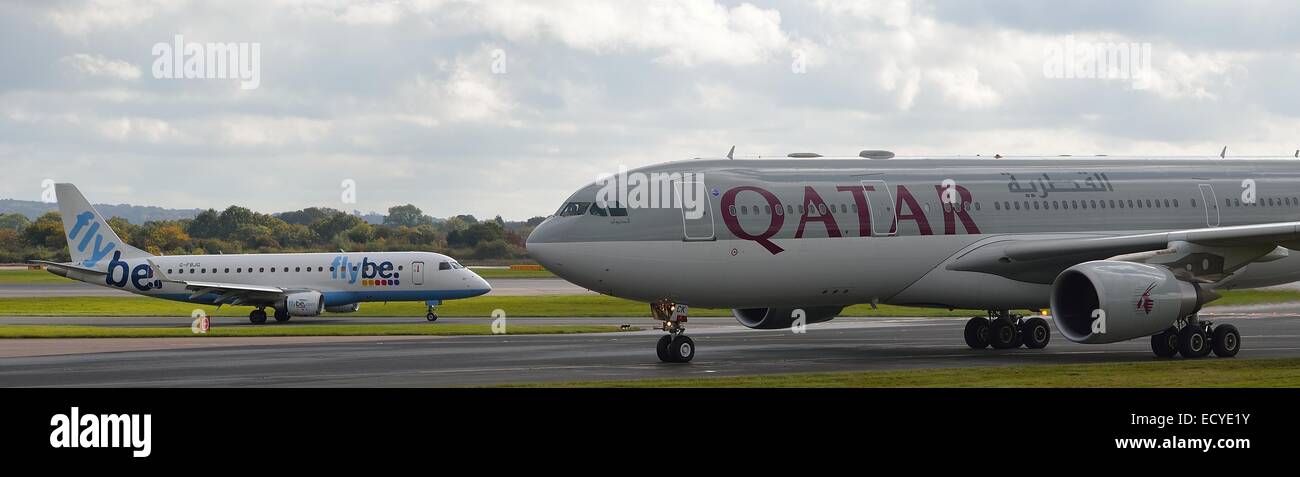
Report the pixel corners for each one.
[528,152,1300,362]
[36,184,491,323]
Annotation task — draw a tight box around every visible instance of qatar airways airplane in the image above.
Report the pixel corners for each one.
[36,184,491,323]
[528,152,1300,362]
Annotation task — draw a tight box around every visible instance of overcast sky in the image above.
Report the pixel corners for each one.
[2,0,1298,220]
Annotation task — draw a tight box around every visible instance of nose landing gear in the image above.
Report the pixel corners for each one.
[652,300,694,363]
[425,300,440,322]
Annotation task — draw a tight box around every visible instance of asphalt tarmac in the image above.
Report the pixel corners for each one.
[1,314,1297,387]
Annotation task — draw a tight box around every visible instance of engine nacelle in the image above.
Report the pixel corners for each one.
[1051,261,1209,344]
[325,303,360,313]
[282,291,324,317]
[732,306,844,330]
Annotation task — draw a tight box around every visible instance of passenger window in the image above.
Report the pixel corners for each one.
[786,205,794,215]
[728,205,737,216]
[439,262,451,271]
[295,267,301,272]
[259,268,265,273]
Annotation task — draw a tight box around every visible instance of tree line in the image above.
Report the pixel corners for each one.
[0,204,546,263]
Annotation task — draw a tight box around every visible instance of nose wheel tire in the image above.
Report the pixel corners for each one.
[1151,327,1180,357]
[1211,324,1240,358]
[656,335,673,362]
[426,312,439,322]
[964,317,990,349]
[1177,325,1211,358]
[667,335,695,363]
[249,309,267,325]
[1020,317,1050,349]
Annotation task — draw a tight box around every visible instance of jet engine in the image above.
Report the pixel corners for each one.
[732,306,845,330]
[282,291,325,317]
[1050,261,1214,344]
[325,303,361,313]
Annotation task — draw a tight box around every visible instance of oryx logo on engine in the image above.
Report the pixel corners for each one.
[1136,283,1157,314]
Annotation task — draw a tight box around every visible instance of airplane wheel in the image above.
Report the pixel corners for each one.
[1212,324,1240,358]
[667,335,695,363]
[963,317,989,349]
[1177,325,1210,358]
[249,310,267,325]
[274,309,290,323]
[656,335,673,362]
[1151,328,1179,358]
[1020,317,1050,349]
[988,317,1020,349]
[426,312,438,322]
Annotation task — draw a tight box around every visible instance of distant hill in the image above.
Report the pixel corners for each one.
[0,199,204,224]
[0,198,400,225]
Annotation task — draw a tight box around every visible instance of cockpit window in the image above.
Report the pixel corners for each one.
[607,202,628,216]
[439,261,451,270]
[588,203,608,216]
[558,202,591,216]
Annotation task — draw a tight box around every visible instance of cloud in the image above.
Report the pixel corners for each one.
[470,0,793,67]
[45,0,182,35]
[4,0,1300,219]
[61,53,142,80]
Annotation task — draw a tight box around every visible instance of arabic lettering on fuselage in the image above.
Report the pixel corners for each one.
[1003,172,1114,198]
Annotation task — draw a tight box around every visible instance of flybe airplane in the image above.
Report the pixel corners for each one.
[528,152,1300,362]
[36,184,491,324]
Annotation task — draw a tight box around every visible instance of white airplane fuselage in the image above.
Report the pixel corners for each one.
[55,251,491,307]
[527,157,1300,311]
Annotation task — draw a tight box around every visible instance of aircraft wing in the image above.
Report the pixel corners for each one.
[147,260,291,307]
[947,222,1300,284]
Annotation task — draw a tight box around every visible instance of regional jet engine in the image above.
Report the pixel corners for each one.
[732,306,845,330]
[1050,261,1214,344]
[282,291,325,317]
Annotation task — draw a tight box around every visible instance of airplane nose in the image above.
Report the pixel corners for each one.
[526,217,564,265]
[466,271,492,297]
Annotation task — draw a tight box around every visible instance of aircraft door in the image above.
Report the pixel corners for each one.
[411,261,424,285]
[1198,184,1220,227]
[860,180,897,236]
[675,179,716,241]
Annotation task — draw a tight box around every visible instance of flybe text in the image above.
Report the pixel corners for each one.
[330,256,399,284]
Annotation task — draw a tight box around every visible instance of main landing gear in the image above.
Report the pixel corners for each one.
[249,308,268,324]
[964,310,1050,350]
[1150,316,1239,359]
[274,308,291,323]
[652,300,694,363]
